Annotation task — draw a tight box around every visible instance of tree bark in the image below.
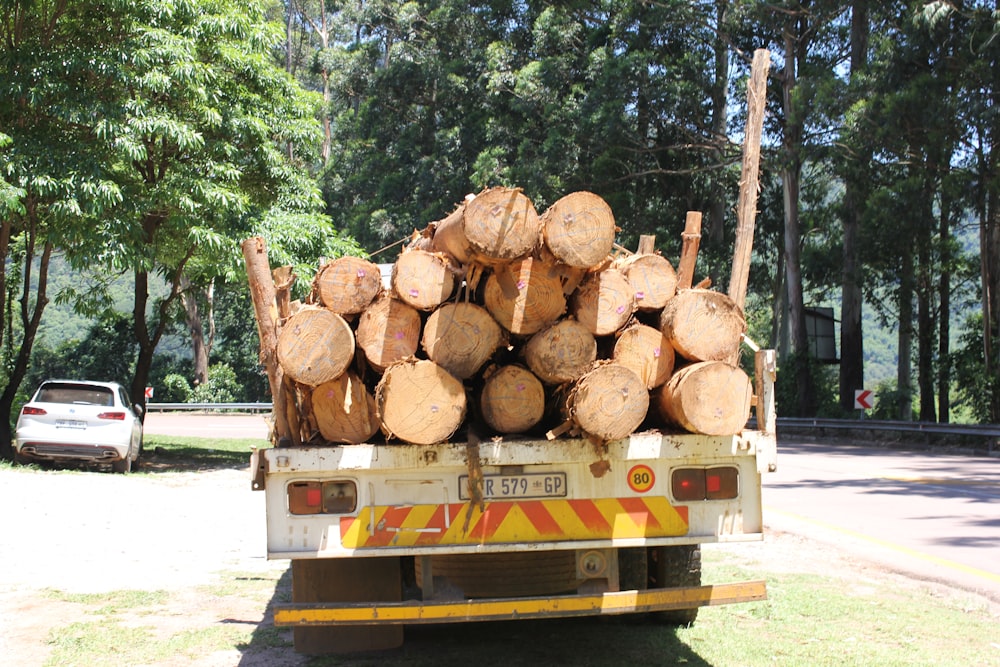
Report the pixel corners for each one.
[180,273,211,387]
[839,0,868,413]
[780,20,816,417]
[898,246,914,421]
[938,181,951,423]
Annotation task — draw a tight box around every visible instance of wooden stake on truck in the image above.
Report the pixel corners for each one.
[245,49,776,655]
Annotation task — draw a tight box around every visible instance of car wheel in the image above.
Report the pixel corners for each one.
[112,452,132,474]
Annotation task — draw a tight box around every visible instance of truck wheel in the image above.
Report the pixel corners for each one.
[617,547,648,591]
[648,544,701,626]
[291,558,403,654]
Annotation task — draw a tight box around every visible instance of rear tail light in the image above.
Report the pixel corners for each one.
[97,412,127,420]
[288,480,358,515]
[21,406,46,416]
[671,466,739,501]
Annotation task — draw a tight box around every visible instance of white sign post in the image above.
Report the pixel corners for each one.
[854,389,873,411]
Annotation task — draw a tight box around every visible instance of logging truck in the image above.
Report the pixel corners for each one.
[245,49,775,655]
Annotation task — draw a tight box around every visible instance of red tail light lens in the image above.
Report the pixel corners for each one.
[671,467,739,501]
[97,412,127,420]
[288,480,358,515]
[21,406,47,416]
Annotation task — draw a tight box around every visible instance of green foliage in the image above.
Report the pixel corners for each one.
[160,374,193,403]
[951,313,996,423]
[189,364,241,404]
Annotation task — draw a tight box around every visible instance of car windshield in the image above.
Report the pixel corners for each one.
[36,384,114,407]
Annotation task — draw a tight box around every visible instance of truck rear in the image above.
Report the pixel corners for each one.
[251,348,776,654]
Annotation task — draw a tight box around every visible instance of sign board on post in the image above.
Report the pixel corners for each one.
[854,389,873,410]
[145,386,154,400]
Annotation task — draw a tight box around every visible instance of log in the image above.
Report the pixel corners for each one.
[675,212,702,291]
[559,363,649,442]
[356,294,422,372]
[616,252,677,312]
[391,249,456,311]
[612,324,675,389]
[540,191,616,269]
[659,288,745,362]
[313,256,382,315]
[570,268,635,336]
[376,359,467,445]
[483,256,566,335]
[462,186,542,265]
[241,237,292,444]
[479,364,545,434]
[312,371,380,444]
[654,361,752,436]
[429,201,473,265]
[276,307,355,386]
[421,301,503,380]
[523,318,597,385]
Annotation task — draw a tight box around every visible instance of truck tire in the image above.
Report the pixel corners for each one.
[291,558,403,654]
[649,544,701,626]
[617,547,648,591]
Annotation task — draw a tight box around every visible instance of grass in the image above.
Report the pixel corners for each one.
[139,433,265,472]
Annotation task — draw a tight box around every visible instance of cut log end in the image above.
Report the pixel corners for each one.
[524,318,597,385]
[617,253,678,311]
[314,256,382,315]
[376,360,467,445]
[422,302,503,380]
[570,268,635,336]
[612,324,675,389]
[356,294,422,372]
[392,249,456,310]
[660,289,745,362]
[463,187,541,264]
[541,191,616,268]
[564,363,649,442]
[312,372,380,444]
[480,365,545,434]
[484,257,566,335]
[655,361,752,436]
[276,308,355,386]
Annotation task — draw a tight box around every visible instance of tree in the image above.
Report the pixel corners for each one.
[84,0,327,411]
[0,1,130,459]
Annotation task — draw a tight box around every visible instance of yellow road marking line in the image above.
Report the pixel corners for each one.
[765,506,1000,585]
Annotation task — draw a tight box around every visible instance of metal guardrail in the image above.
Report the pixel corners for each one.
[147,403,1000,440]
[777,417,1000,438]
[145,402,272,413]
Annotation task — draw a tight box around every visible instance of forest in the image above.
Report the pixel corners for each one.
[1,0,999,458]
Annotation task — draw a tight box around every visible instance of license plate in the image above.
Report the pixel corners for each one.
[459,473,567,500]
[56,420,86,429]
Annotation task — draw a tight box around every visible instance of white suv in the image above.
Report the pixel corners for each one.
[15,380,144,473]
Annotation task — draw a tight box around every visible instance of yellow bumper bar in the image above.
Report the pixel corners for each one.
[274,581,766,626]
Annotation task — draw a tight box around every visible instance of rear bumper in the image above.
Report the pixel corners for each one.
[16,441,128,462]
[274,580,767,626]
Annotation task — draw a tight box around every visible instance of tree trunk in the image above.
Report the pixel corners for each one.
[938,182,951,423]
[898,248,914,421]
[781,22,815,417]
[839,0,868,413]
[917,168,936,423]
[180,273,211,387]
[0,238,52,461]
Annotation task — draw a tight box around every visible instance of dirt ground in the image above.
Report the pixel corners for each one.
[1,457,996,667]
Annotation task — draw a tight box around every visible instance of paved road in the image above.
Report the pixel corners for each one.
[763,440,1000,603]
[142,415,1000,602]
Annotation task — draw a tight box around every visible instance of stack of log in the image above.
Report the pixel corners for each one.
[243,187,755,447]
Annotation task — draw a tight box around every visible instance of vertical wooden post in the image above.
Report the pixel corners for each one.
[676,212,703,291]
[728,48,772,310]
[241,237,292,445]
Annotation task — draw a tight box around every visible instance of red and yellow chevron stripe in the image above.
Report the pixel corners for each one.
[339,497,689,548]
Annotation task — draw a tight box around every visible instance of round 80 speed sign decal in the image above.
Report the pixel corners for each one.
[627,464,655,493]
